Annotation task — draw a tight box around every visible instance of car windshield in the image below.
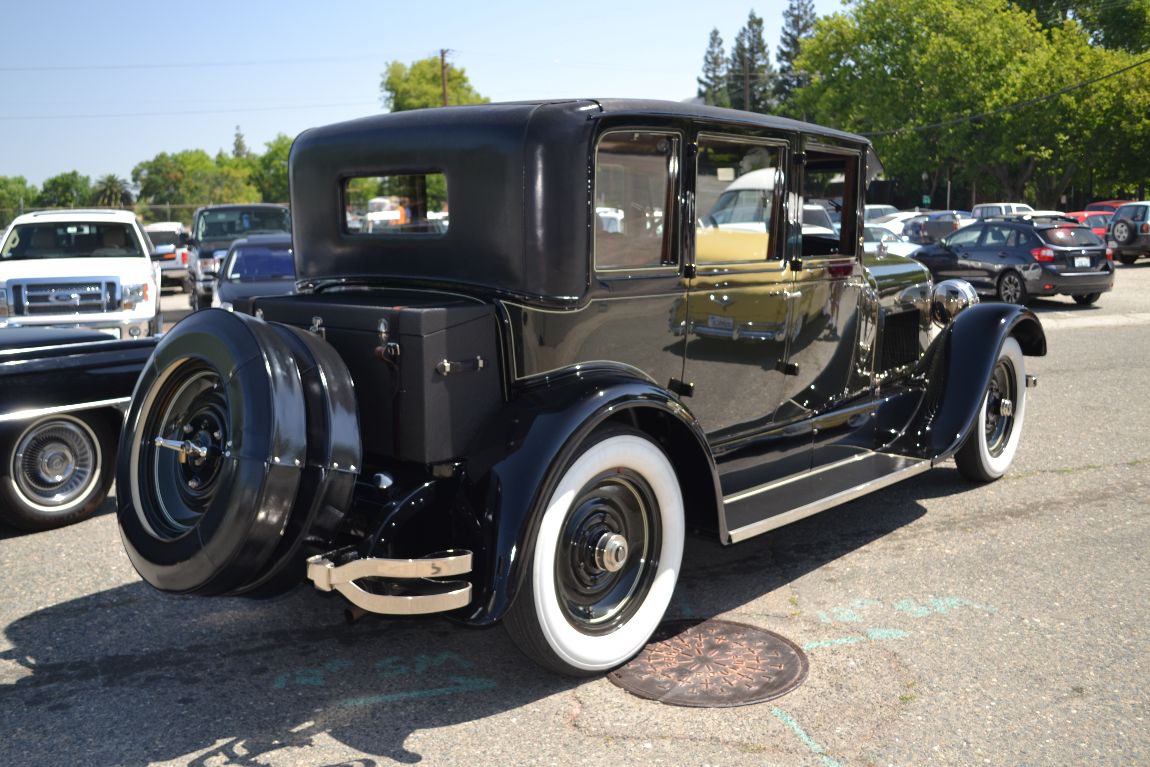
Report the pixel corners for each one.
[147,230,181,248]
[0,222,144,260]
[196,208,290,240]
[1041,227,1103,247]
[224,244,295,281]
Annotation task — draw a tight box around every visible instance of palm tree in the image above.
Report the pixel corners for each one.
[91,174,134,208]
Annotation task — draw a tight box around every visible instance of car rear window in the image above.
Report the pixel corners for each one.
[1040,227,1103,247]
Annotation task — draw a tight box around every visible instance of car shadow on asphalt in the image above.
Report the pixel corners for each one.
[0,482,936,765]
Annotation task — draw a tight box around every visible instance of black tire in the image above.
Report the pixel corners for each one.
[1117,253,1138,266]
[504,426,684,676]
[1111,218,1136,246]
[117,309,312,595]
[230,323,361,597]
[0,411,116,531]
[1072,293,1101,306]
[996,271,1027,305]
[955,337,1026,483]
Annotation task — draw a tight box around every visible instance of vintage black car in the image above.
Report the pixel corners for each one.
[115,100,1046,676]
[0,328,155,530]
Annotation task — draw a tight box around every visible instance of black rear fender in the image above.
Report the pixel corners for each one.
[460,367,717,625]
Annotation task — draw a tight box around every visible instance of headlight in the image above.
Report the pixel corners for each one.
[122,283,149,310]
[196,256,220,279]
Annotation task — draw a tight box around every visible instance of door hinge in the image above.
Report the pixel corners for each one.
[684,263,697,279]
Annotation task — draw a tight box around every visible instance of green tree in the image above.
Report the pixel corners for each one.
[728,11,777,114]
[697,28,731,107]
[36,171,91,208]
[1011,0,1150,53]
[794,0,1143,206]
[91,174,134,207]
[251,133,293,203]
[776,0,818,117]
[232,125,250,158]
[381,55,488,112]
[132,149,258,209]
[0,176,38,225]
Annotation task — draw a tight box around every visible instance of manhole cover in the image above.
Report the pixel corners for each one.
[608,619,809,707]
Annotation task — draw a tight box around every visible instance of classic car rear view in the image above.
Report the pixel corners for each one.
[115,100,1045,676]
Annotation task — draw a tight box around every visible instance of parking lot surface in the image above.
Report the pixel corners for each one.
[3,266,1149,766]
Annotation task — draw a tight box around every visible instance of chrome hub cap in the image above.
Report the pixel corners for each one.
[595,532,629,573]
[13,418,98,510]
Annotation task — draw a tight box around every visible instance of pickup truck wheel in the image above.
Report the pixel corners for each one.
[0,412,115,531]
[504,427,684,676]
[117,309,309,595]
[955,337,1026,482]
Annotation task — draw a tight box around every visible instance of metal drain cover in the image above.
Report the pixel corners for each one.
[608,619,809,707]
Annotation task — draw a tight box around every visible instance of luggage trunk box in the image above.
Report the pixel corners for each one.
[248,292,502,465]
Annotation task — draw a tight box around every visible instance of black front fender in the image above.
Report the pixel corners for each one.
[458,366,716,625]
[894,303,1045,462]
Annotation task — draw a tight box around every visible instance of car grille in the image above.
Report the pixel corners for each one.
[9,280,118,316]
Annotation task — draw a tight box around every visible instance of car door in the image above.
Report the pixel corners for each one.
[682,133,800,492]
[968,223,1018,293]
[914,223,983,283]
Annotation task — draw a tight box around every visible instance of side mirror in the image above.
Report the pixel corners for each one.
[179,233,191,246]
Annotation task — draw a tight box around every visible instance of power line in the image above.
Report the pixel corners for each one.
[0,101,379,122]
[862,54,1150,137]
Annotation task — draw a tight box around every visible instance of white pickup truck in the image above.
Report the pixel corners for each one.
[0,209,162,339]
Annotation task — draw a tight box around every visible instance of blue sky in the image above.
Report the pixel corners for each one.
[0,0,840,188]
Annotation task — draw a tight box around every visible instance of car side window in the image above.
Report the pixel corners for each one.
[694,135,784,263]
[947,225,982,247]
[593,131,679,271]
[983,224,1011,247]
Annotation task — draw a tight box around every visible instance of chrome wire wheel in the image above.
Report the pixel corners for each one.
[11,415,101,513]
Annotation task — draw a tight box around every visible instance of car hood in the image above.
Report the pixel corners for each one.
[0,257,155,282]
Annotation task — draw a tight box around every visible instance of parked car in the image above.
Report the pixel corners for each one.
[1065,211,1113,239]
[115,99,1045,677]
[971,202,1033,220]
[905,210,976,243]
[211,234,296,311]
[1106,201,1150,265]
[912,216,1113,305]
[1085,199,1134,213]
[187,204,290,311]
[0,327,155,530]
[144,221,191,292]
[0,209,163,339]
[864,203,898,221]
[871,210,922,236]
[863,224,920,258]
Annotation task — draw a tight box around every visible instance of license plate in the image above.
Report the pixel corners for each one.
[1074,256,1090,268]
[707,314,733,331]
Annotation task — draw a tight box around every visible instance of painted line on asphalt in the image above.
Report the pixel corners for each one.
[771,707,843,767]
[1037,312,1150,330]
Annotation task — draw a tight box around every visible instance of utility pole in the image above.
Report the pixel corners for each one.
[440,48,449,107]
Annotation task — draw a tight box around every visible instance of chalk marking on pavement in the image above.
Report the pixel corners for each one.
[338,675,497,707]
[771,707,843,767]
[803,627,909,651]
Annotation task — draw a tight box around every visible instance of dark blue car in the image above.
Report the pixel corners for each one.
[211,234,296,310]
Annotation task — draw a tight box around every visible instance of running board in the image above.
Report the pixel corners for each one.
[307,548,472,615]
[724,454,931,544]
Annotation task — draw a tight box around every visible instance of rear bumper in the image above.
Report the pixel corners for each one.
[1025,265,1115,296]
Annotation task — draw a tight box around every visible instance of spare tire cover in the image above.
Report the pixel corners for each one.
[117,309,308,595]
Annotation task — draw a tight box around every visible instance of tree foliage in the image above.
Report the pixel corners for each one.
[727,11,777,114]
[381,55,488,112]
[697,28,731,108]
[91,174,134,207]
[776,0,818,116]
[132,149,259,209]
[1011,0,1150,53]
[0,176,38,223]
[794,0,1149,206]
[36,171,91,208]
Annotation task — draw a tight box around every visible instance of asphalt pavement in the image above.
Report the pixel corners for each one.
[2,265,1148,766]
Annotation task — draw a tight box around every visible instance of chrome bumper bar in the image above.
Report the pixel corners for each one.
[306,549,472,615]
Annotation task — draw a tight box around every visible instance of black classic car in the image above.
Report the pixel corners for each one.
[114,100,1046,676]
[0,328,155,530]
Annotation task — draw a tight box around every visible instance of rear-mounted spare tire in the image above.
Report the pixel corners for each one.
[117,309,360,596]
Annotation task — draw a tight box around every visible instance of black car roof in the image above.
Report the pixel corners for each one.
[289,99,875,303]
